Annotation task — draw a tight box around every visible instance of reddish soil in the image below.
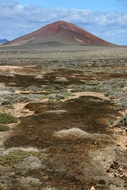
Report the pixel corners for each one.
[0,66,39,75]
[6,21,116,46]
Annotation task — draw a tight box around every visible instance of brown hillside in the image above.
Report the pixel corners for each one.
[6,21,117,46]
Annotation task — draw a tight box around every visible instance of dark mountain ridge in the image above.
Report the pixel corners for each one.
[0,39,9,44]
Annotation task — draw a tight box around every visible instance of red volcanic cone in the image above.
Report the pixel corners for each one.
[6,21,117,46]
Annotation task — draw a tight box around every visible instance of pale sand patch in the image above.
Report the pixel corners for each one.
[0,83,5,87]
[119,109,127,116]
[14,90,30,94]
[109,109,127,150]
[112,127,127,150]
[0,131,11,146]
[116,135,127,150]
[45,110,67,114]
[62,91,110,102]
[0,91,11,95]
[14,89,47,96]
[75,38,84,44]
[0,66,37,75]
[11,102,35,118]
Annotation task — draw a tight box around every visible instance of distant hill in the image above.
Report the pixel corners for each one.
[6,21,117,46]
[0,39,9,44]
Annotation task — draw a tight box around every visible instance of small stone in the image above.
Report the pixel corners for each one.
[120,172,125,178]
[118,167,123,172]
[124,172,127,178]
[90,186,96,190]
[99,180,106,185]
[113,160,118,165]
[110,160,120,169]
[8,172,15,177]
[114,173,119,177]
[42,175,49,180]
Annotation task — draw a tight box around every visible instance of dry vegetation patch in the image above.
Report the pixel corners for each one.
[0,46,127,189]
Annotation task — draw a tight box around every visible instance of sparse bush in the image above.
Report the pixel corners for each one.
[19,86,27,91]
[0,113,17,124]
[8,82,16,86]
[44,84,65,93]
[27,85,41,92]
[3,104,14,109]
[0,149,46,167]
[71,84,100,93]
[1,101,14,109]
[4,94,30,104]
[116,116,127,127]
[0,183,8,190]
[0,125,10,132]
[61,92,74,99]
[1,100,10,106]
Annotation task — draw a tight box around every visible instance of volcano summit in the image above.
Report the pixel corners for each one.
[7,21,116,46]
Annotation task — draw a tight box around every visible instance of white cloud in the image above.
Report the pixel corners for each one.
[0,1,127,45]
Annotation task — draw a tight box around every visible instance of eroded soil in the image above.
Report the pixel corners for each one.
[3,96,120,189]
[0,46,127,190]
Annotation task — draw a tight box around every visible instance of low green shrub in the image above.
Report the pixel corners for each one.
[44,84,64,92]
[0,113,17,124]
[0,150,46,167]
[0,125,10,132]
[0,183,8,190]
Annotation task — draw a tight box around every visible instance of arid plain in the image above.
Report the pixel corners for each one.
[0,44,127,190]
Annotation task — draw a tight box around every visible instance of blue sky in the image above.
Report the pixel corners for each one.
[19,0,127,11]
[0,0,127,45]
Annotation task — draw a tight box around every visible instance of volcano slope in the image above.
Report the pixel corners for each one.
[0,45,127,190]
[6,21,116,46]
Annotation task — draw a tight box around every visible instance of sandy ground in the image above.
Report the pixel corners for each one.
[0,89,126,150]
[0,46,127,189]
[0,90,111,147]
[62,91,110,101]
[0,65,39,75]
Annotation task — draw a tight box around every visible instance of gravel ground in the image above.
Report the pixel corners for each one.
[0,45,127,190]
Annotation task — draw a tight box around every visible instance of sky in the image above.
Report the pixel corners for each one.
[0,0,127,45]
